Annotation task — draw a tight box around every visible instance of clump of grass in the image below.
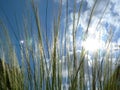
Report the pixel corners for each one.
[0,0,119,90]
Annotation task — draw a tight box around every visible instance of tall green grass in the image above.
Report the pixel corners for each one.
[0,0,119,90]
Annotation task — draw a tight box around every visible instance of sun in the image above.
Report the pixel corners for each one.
[82,38,100,52]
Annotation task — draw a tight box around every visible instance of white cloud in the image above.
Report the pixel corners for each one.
[111,0,120,15]
[62,69,68,78]
[55,0,120,61]
[55,0,120,40]
[117,38,120,45]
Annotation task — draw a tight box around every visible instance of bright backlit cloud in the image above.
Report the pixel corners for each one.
[81,38,104,52]
[54,0,120,55]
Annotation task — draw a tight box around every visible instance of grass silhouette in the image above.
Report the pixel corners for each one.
[0,0,119,90]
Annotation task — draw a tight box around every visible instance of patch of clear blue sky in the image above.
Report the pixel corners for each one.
[0,0,24,43]
[0,0,24,59]
[0,0,55,43]
[0,0,56,62]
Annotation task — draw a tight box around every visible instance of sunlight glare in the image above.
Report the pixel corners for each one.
[82,38,100,52]
[20,40,24,44]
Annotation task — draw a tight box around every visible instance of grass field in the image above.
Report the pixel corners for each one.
[0,0,120,90]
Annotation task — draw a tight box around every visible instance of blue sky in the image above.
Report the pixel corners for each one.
[0,0,120,61]
[0,0,53,57]
[0,0,120,89]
